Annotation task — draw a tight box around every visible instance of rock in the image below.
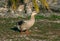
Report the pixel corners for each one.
[0,7,8,12]
[25,37,30,40]
[34,27,38,30]
[0,13,5,17]
[17,5,24,12]
[26,2,32,15]
[0,0,60,18]
[31,39,37,41]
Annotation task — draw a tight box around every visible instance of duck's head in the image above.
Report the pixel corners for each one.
[31,11,37,16]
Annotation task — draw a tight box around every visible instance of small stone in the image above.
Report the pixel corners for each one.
[35,27,38,29]
[39,40,43,41]
[25,37,30,40]
[31,39,37,41]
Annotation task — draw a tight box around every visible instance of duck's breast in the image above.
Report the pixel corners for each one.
[21,20,35,30]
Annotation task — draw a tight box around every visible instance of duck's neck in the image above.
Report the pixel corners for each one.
[30,15,35,21]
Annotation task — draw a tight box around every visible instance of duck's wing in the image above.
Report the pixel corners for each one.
[17,20,25,25]
[17,20,27,30]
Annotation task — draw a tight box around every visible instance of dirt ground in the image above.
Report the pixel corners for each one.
[0,17,60,41]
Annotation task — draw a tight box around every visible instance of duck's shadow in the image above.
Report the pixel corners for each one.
[11,26,21,32]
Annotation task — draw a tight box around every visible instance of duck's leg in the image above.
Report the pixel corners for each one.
[25,30,30,35]
[20,30,30,35]
[20,30,24,35]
